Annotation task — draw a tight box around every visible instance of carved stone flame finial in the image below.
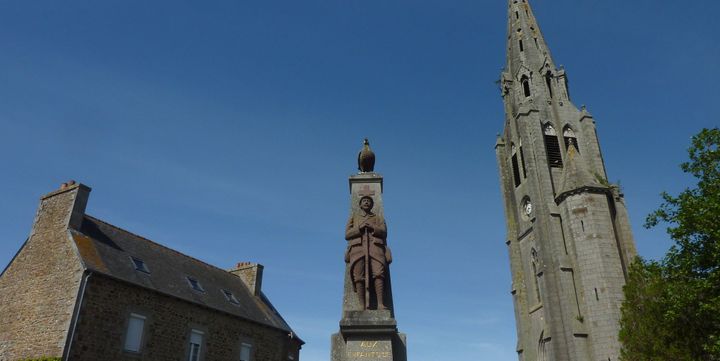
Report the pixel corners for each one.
[357,138,375,173]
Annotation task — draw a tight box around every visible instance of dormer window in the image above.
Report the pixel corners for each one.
[186,277,205,292]
[131,257,150,274]
[222,289,240,305]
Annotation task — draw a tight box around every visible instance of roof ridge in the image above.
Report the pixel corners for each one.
[83,214,240,278]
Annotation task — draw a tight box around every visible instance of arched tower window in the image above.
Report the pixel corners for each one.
[563,126,579,152]
[511,144,522,187]
[521,75,531,97]
[545,71,553,98]
[543,123,563,168]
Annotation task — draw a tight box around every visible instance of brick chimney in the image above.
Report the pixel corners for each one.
[229,262,264,296]
[35,181,91,232]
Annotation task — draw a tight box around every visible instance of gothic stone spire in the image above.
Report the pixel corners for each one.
[505,0,556,75]
[501,0,570,113]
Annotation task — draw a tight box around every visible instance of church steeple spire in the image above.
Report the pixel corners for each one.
[500,0,571,115]
[495,2,637,361]
[505,0,555,75]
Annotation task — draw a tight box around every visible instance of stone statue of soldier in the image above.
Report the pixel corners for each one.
[344,195,392,310]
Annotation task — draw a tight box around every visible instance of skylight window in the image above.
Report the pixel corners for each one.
[186,277,205,292]
[131,257,150,274]
[222,289,240,305]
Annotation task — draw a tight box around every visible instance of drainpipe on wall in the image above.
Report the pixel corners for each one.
[63,271,92,360]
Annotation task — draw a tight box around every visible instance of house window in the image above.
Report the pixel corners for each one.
[189,329,204,361]
[123,313,146,353]
[222,289,240,305]
[240,342,253,361]
[543,124,563,168]
[187,277,205,292]
[130,257,150,273]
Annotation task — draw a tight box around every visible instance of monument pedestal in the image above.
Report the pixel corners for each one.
[331,311,407,361]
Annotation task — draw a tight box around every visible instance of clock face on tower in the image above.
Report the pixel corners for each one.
[522,198,533,218]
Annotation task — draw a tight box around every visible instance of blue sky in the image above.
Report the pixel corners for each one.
[1,0,718,360]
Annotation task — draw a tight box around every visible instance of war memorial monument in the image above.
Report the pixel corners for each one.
[330,139,407,361]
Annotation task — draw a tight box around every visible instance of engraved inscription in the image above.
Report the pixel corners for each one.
[345,351,392,358]
[345,339,392,359]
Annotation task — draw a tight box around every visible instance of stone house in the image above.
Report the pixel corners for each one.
[0,182,303,361]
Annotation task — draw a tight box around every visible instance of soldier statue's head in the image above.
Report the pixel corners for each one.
[359,196,374,213]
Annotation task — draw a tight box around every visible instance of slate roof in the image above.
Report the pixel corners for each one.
[71,215,297,337]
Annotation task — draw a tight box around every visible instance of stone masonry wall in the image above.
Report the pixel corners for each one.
[68,274,295,361]
[0,186,87,360]
[562,192,627,361]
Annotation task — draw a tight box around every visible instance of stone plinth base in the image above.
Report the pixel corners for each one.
[331,311,406,361]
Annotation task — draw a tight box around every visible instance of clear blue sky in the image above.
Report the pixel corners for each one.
[1,1,718,360]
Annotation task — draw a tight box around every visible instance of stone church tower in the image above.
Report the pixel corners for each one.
[495,1,637,360]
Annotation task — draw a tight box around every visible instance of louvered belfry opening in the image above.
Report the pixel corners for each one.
[543,124,563,168]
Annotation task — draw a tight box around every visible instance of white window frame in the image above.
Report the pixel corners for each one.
[188,329,204,361]
[123,313,146,353]
[239,341,253,361]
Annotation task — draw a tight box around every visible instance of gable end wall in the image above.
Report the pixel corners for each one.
[0,188,86,360]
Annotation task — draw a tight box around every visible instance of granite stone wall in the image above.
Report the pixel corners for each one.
[0,186,87,360]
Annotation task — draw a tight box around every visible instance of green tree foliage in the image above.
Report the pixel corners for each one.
[620,128,720,361]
